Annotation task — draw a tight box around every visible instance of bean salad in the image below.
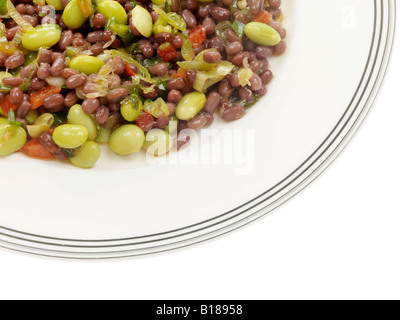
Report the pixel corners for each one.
[0,0,286,168]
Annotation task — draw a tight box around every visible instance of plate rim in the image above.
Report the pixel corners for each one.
[0,0,396,258]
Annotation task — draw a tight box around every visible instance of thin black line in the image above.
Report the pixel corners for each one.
[0,0,395,256]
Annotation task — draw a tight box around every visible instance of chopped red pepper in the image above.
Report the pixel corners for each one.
[157,43,178,62]
[189,25,207,49]
[252,11,273,24]
[135,112,155,132]
[125,62,136,77]
[21,139,56,160]
[30,86,62,110]
[0,95,18,117]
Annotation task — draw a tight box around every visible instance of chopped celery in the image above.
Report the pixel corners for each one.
[193,61,234,93]
[177,49,219,71]
[143,98,170,118]
[152,5,186,31]
[237,68,253,87]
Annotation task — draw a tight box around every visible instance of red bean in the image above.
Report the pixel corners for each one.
[172,35,183,49]
[269,0,282,9]
[209,37,224,52]
[186,70,197,86]
[170,0,180,13]
[5,52,25,69]
[226,29,240,43]
[37,63,51,80]
[249,73,262,91]
[43,94,64,109]
[203,92,221,114]
[260,69,273,85]
[167,77,186,91]
[167,89,182,104]
[181,9,197,29]
[38,131,61,154]
[221,104,245,122]
[6,26,21,41]
[226,41,244,56]
[269,20,287,39]
[107,88,128,103]
[156,116,170,129]
[149,63,168,76]
[92,13,106,29]
[0,53,7,66]
[228,73,241,88]
[203,50,221,63]
[273,41,287,55]
[50,58,65,77]
[203,17,216,35]
[31,77,46,91]
[9,87,23,105]
[64,91,79,107]
[86,31,103,43]
[66,74,87,89]
[238,87,254,102]
[250,0,264,16]
[61,68,79,79]
[211,7,230,21]
[17,101,31,118]
[2,77,24,87]
[187,113,208,130]
[95,106,110,125]
[82,99,100,114]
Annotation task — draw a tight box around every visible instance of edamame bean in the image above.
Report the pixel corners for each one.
[67,104,98,140]
[176,92,207,121]
[109,124,144,155]
[131,5,153,38]
[63,0,87,29]
[26,113,54,138]
[0,118,9,125]
[0,124,27,156]
[25,109,39,125]
[70,141,100,168]
[120,96,142,122]
[143,129,172,156]
[244,22,281,46]
[95,127,111,143]
[21,25,62,51]
[97,1,128,25]
[46,0,63,10]
[53,124,89,149]
[69,55,105,75]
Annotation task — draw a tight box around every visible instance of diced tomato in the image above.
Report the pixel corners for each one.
[135,112,155,132]
[157,43,178,63]
[252,11,273,24]
[21,139,56,160]
[0,95,18,117]
[189,25,207,49]
[125,62,136,77]
[48,127,55,135]
[30,86,62,110]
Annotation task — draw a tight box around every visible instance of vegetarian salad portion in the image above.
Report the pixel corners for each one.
[0,0,286,168]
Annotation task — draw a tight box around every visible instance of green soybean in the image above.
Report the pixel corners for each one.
[70,141,101,168]
[0,118,9,125]
[21,25,62,51]
[69,55,105,75]
[95,127,112,143]
[26,113,54,139]
[53,124,89,149]
[46,0,63,10]
[176,92,206,121]
[109,124,145,155]
[97,1,128,25]
[67,104,98,140]
[244,22,281,46]
[143,129,172,156]
[63,0,87,29]
[131,5,153,38]
[120,96,142,122]
[25,110,39,125]
[0,124,27,156]
[165,115,178,135]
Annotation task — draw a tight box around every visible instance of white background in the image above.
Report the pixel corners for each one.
[0,12,399,301]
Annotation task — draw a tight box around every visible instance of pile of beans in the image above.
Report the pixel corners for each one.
[0,0,286,168]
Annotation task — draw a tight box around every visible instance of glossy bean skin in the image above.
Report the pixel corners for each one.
[21,25,62,51]
[62,0,87,29]
[53,124,89,149]
[149,63,168,76]
[70,141,101,168]
[244,22,282,46]
[43,94,64,109]
[130,5,153,37]
[181,9,197,29]
[203,92,221,114]
[0,124,27,156]
[5,53,25,70]
[109,124,145,155]
[66,74,87,89]
[67,104,98,140]
[221,104,245,122]
[69,55,104,75]
[176,92,206,121]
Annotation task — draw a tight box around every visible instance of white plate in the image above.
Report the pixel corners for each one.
[0,0,395,258]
